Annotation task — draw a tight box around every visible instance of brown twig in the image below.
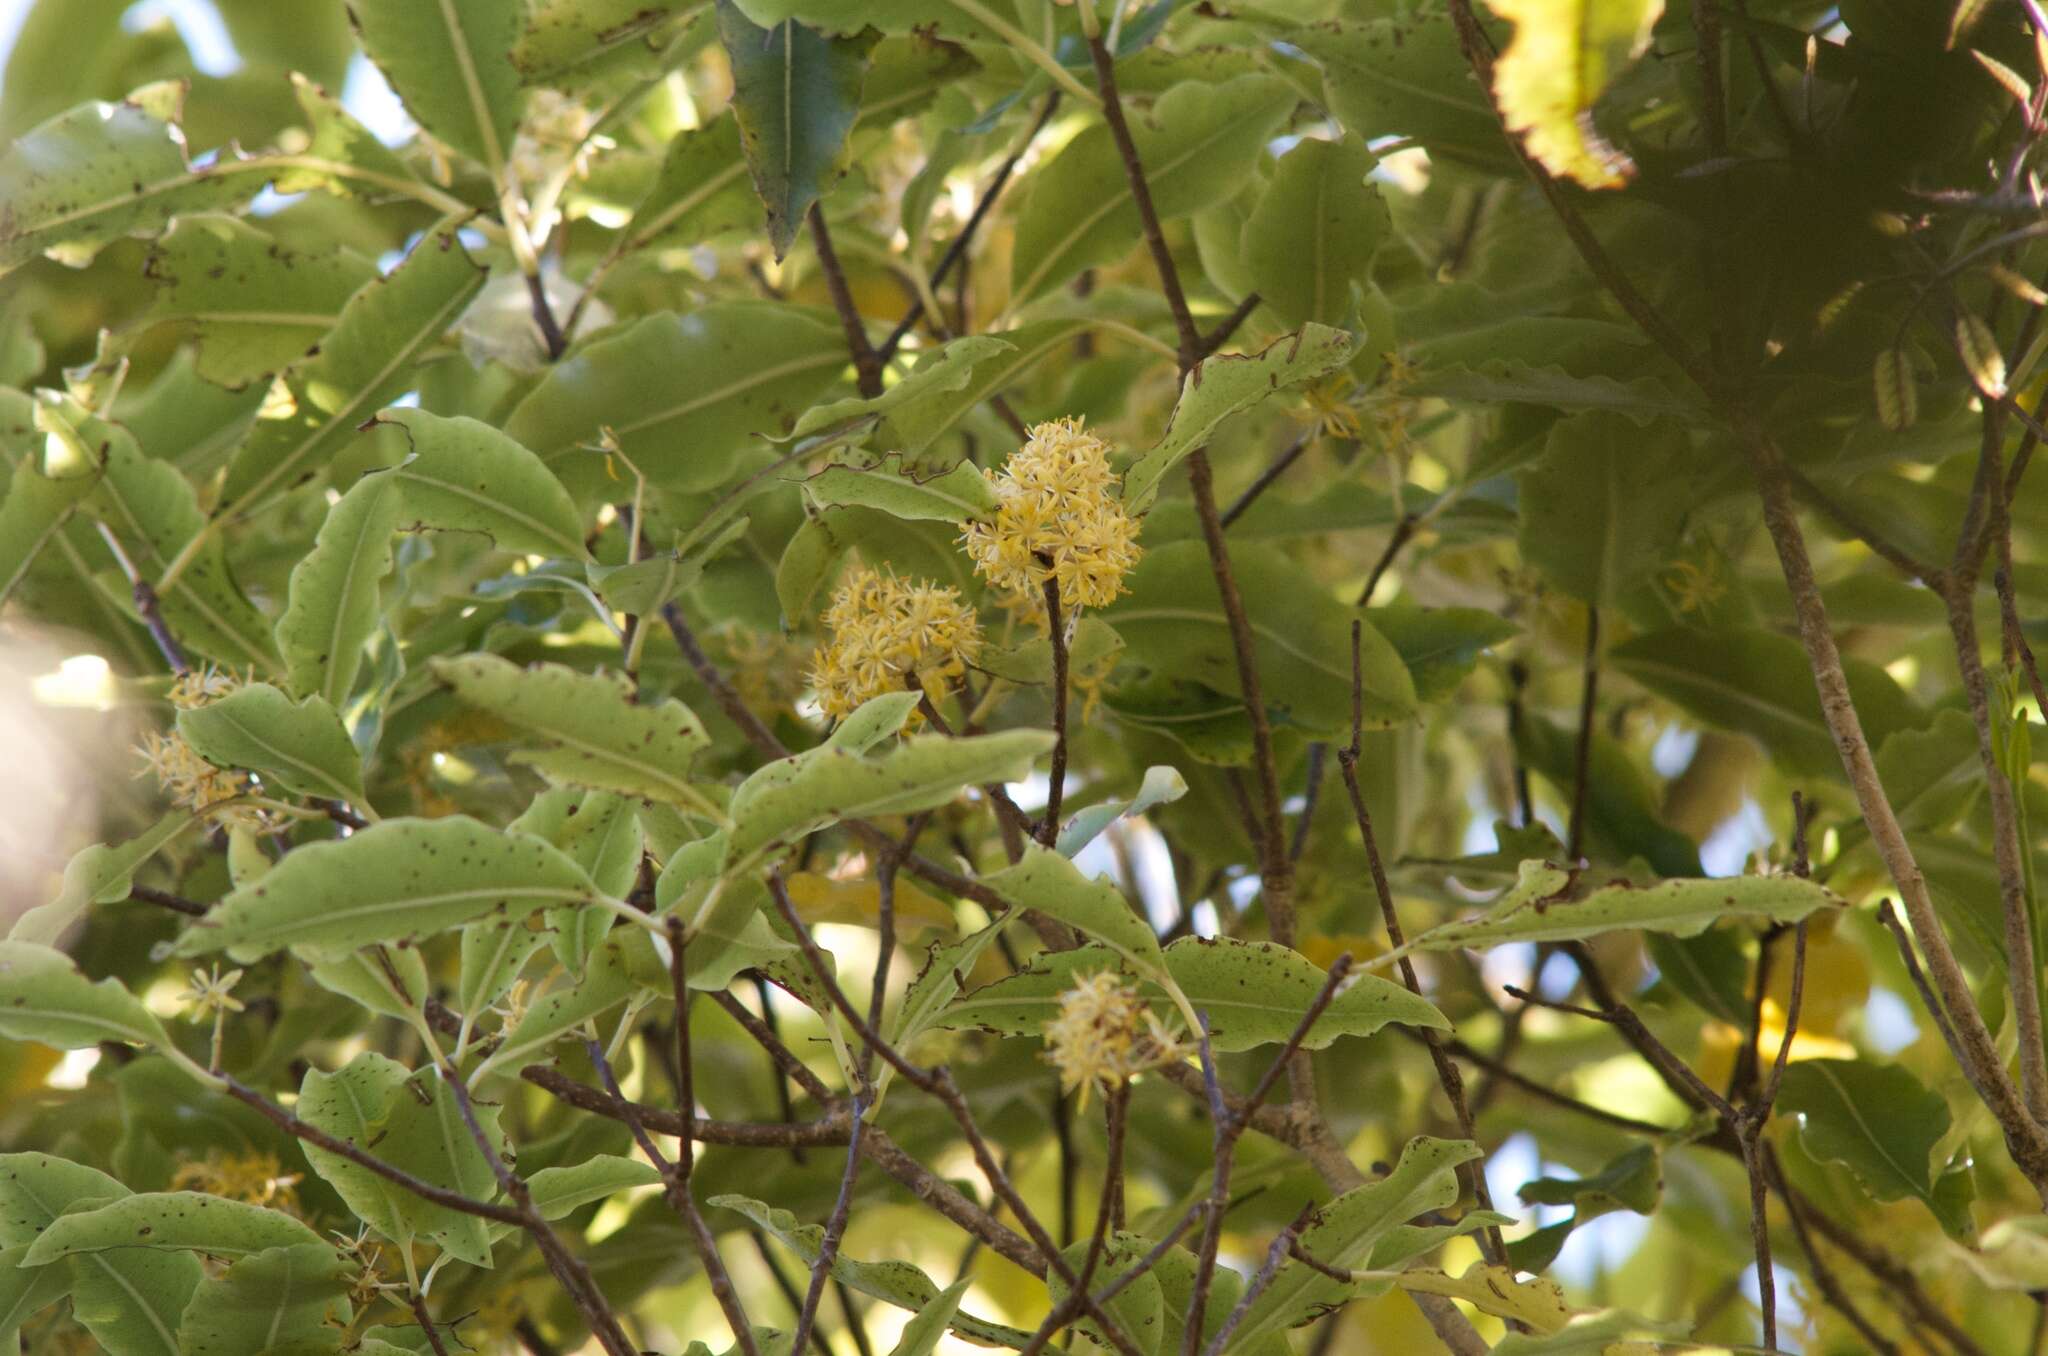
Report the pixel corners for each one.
[128,885,206,917]
[1039,571,1070,846]
[1220,427,1317,529]
[809,205,884,399]
[1440,0,2048,1197]
[878,93,1062,365]
[1340,621,1506,1267]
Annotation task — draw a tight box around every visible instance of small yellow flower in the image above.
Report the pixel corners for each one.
[809,565,984,723]
[961,418,1142,620]
[136,668,273,830]
[180,963,245,1022]
[1042,971,1186,1106]
[1661,558,1727,616]
[170,1150,302,1210]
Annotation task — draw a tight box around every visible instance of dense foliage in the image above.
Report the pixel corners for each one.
[0,0,2043,1352]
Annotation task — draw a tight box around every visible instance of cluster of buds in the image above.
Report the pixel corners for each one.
[134,668,269,830]
[961,418,1142,622]
[508,89,603,190]
[808,566,984,723]
[1041,970,1187,1106]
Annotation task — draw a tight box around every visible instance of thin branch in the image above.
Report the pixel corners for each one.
[1084,30,1201,367]
[1341,621,1506,1266]
[809,205,885,399]
[662,604,787,760]
[878,92,1062,365]
[1200,1203,1318,1356]
[788,1095,868,1356]
[523,271,567,361]
[1220,427,1316,529]
[410,1292,454,1356]
[128,885,206,917]
[1442,0,2048,1192]
[1039,572,1071,846]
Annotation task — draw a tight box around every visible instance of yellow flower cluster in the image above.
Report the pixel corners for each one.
[961,418,1142,619]
[1042,970,1186,1106]
[169,1149,302,1211]
[809,566,984,723]
[134,668,270,830]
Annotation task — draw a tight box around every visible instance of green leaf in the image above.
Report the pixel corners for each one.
[458,916,548,1029]
[1872,708,1991,833]
[432,656,714,809]
[1509,1145,1662,1271]
[0,1155,200,1356]
[301,942,431,1024]
[0,941,169,1051]
[882,319,1091,458]
[1241,135,1388,329]
[475,934,640,1079]
[1292,20,1507,170]
[0,444,98,609]
[142,215,376,390]
[1486,0,1661,188]
[1105,540,1415,737]
[174,1242,352,1356]
[716,1,879,260]
[792,334,1016,442]
[1491,1310,1685,1355]
[273,72,422,199]
[980,844,1162,968]
[1514,713,1701,878]
[296,1055,503,1266]
[223,227,488,513]
[613,117,759,254]
[1225,1138,1481,1349]
[1122,327,1343,512]
[1516,414,1700,605]
[171,816,600,961]
[938,936,1447,1052]
[176,684,369,806]
[1122,325,1355,511]
[1776,1058,1968,1235]
[885,1276,970,1356]
[346,0,524,174]
[0,1242,72,1347]
[1395,859,1842,954]
[889,919,1006,1055]
[518,789,643,972]
[275,474,401,709]
[23,1194,323,1264]
[805,454,998,523]
[527,1155,664,1220]
[825,691,922,754]
[587,516,751,616]
[513,0,696,83]
[503,304,851,501]
[1055,765,1188,858]
[723,729,1054,871]
[712,1194,1035,1348]
[1611,626,1927,780]
[374,409,590,561]
[1048,1235,1163,1355]
[1012,75,1296,304]
[0,89,256,276]
[1374,606,1518,705]
[9,812,189,946]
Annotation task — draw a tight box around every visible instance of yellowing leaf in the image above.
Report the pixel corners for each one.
[1400,1264,1576,1334]
[1486,0,1662,189]
[781,869,957,932]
